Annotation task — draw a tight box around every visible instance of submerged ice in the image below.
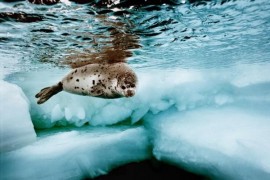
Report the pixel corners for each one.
[2,63,270,179]
[0,80,36,152]
[0,126,150,179]
[7,64,270,129]
[147,106,270,179]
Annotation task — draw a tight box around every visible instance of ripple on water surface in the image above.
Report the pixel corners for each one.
[0,0,269,71]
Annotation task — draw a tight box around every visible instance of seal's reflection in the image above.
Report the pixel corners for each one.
[63,14,141,68]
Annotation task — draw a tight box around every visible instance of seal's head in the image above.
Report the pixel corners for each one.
[116,71,137,98]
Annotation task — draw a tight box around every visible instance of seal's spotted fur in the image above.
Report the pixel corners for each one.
[35,63,137,104]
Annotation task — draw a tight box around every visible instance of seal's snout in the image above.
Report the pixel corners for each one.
[125,89,135,97]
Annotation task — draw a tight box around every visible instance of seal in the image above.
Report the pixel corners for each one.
[35,62,137,104]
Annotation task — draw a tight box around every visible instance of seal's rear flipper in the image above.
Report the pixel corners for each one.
[35,82,63,104]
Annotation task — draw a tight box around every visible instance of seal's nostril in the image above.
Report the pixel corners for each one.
[126,90,134,97]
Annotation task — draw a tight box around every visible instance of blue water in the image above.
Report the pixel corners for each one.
[1,0,270,72]
[1,0,270,179]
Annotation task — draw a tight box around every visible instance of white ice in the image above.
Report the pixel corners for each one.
[1,63,270,179]
[7,64,270,128]
[146,106,270,179]
[0,80,36,152]
[0,126,150,179]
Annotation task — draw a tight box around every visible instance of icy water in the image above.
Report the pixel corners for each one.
[1,0,270,180]
[1,0,270,73]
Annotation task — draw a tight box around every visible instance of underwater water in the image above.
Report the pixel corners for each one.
[1,0,270,179]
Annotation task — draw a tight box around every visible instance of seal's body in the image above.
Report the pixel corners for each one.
[35,62,137,104]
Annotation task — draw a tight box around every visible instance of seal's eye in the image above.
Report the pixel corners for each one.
[121,86,126,90]
[130,84,135,88]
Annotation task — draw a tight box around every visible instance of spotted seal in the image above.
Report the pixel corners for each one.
[35,62,137,104]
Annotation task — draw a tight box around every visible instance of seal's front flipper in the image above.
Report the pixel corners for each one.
[35,82,63,104]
